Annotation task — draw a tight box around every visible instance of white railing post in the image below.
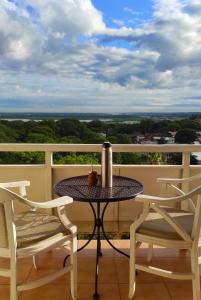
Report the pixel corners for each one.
[181,151,191,210]
[45,151,53,201]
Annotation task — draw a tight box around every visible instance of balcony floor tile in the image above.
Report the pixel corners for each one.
[0,241,197,300]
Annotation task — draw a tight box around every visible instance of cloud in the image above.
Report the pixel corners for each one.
[123,7,142,16]
[0,0,200,112]
[111,18,125,27]
[98,0,201,88]
[21,0,105,37]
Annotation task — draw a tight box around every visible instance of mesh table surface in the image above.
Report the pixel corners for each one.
[54,175,143,203]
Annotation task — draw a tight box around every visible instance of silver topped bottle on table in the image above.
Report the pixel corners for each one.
[101,142,113,188]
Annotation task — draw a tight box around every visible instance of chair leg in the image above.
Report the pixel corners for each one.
[70,238,77,300]
[147,243,153,262]
[128,235,136,299]
[198,245,201,276]
[33,255,39,270]
[10,258,17,300]
[191,248,200,300]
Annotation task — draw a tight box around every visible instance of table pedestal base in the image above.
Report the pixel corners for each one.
[64,201,129,298]
[93,293,100,299]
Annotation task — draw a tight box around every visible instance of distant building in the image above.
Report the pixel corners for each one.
[152,136,174,144]
[192,152,201,165]
[136,135,175,144]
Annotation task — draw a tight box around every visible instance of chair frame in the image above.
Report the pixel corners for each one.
[129,183,201,300]
[157,173,201,210]
[146,173,201,262]
[0,181,40,269]
[0,181,77,300]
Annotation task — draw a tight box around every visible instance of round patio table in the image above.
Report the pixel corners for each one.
[54,175,143,299]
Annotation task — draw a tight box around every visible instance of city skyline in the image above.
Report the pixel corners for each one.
[0,0,201,113]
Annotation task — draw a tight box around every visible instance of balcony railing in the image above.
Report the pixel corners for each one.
[0,143,201,235]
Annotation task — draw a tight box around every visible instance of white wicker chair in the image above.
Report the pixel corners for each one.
[129,183,201,300]
[0,182,77,300]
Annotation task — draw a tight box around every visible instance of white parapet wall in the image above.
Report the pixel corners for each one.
[0,143,200,234]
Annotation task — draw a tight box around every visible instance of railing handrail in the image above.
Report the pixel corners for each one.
[0,143,200,202]
[0,143,200,153]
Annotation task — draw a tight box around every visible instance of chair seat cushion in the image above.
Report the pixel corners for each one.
[137,207,194,240]
[15,211,69,248]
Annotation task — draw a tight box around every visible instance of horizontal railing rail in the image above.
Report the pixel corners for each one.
[0,143,200,153]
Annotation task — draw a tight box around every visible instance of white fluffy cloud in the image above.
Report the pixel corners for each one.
[21,0,105,36]
[0,1,46,61]
[0,0,201,112]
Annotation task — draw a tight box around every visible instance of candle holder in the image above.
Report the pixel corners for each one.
[88,171,98,186]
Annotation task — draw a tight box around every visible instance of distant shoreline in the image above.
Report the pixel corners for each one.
[0,112,199,122]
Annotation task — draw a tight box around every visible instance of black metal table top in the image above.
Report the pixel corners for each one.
[54,175,143,203]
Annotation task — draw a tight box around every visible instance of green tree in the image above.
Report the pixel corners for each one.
[0,124,18,142]
[26,133,55,143]
[88,120,104,132]
[84,133,105,144]
[116,134,132,144]
[0,152,44,164]
[55,153,99,164]
[105,135,118,144]
[140,119,155,134]
[58,136,81,144]
[167,122,181,132]
[175,129,197,144]
[147,152,164,165]
[120,153,147,164]
[56,119,80,137]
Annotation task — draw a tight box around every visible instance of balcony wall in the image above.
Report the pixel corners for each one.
[0,143,201,234]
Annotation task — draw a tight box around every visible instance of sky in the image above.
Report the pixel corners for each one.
[0,0,201,113]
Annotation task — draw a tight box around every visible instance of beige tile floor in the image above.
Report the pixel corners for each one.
[0,240,197,300]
